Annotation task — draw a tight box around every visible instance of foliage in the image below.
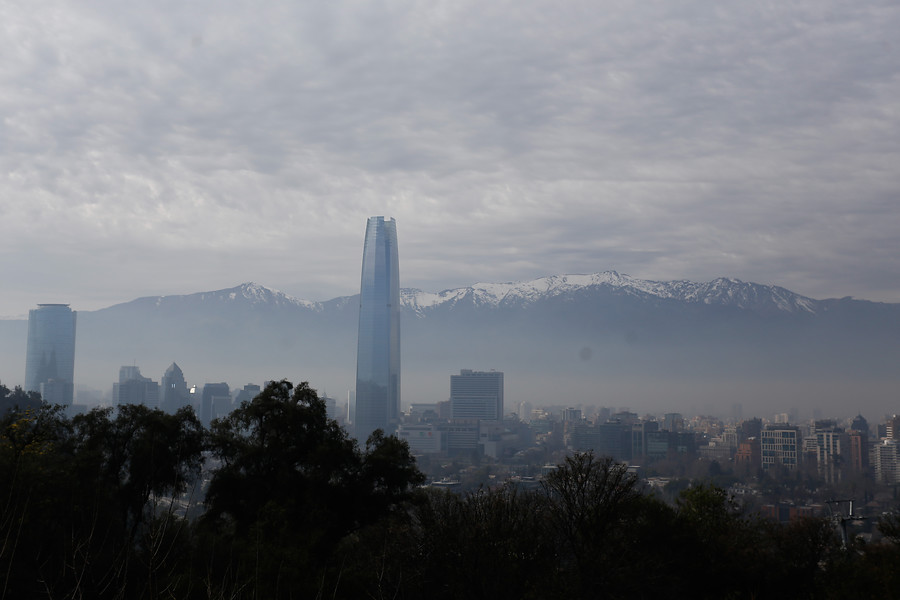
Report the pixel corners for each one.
[6,382,900,599]
[0,381,42,413]
[0,402,204,599]
[199,379,425,598]
[878,510,900,545]
[541,453,644,596]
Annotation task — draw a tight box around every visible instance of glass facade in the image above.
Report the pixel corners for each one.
[355,216,400,442]
[449,369,504,420]
[25,304,77,405]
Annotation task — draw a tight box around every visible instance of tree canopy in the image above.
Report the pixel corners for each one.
[199,380,425,597]
[5,381,900,599]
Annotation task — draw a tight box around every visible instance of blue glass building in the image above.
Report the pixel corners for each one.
[25,304,77,405]
[355,216,400,442]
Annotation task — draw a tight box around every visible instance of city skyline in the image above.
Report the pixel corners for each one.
[2,1,899,317]
[2,271,898,420]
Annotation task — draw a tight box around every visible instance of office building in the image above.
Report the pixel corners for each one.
[24,304,76,405]
[872,439,900,484]
[850,414,869,437]
[734,437,761,472]
[561,407,582,423]
[234,383,261,406]
[355,216,400,442]
[663,413,684,432]
[201,382,231,426]
[848,430,869,472]
[113,365,159,407]
[887,415,900,441]
[450,369,504,421]
[160,362,190,413]
[761,426,801,471]
[631,420,660,460]
[397,424,442,454]
[815,428,849,483]
[569,420,632,461]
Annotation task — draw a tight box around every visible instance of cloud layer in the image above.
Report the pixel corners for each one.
[2,0,899,316]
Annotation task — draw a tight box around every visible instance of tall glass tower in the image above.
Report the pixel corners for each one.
[355,216,400,442]
[25,304,77,405]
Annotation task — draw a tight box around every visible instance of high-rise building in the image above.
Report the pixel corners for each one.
[631,420,660,460]
[815,427,849,483]
[25,304,77,405]
[761,425,801,471]
[201,382,231,426]
[871,439,900,484]
[113,365,159,407]
[450,369,504,421]
[849,430,869,472]
[850,414,870,438]
[734,437,761,472]
[355,216,400,442]
[160,362,190,413]
[663,413,684,432]
[234,383,261,406]
[886,415,900,440]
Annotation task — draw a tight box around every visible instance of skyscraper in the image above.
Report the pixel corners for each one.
[113,365,159,407]
[201,382,231,426]
[355,216,400,442]
[25,304,76,405]
[450,369,504,421]
[160,362,190,413]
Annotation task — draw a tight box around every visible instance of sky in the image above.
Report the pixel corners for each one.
[2,0,899,318]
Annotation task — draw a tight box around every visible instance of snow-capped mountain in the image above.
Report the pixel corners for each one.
[400,272,819,316]
[105,282,321,313]
[97,273,823,319]
[94,272,847,321]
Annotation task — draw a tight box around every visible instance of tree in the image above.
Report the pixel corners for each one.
[674,484,756,596]
[0,381,42,414]
[878,510,900,545]
[361,429,426,521]
[363,485,558,600]
[200,380,424,598]
[541,452,646,598]
[0,403,204,599]
[70,405,205,542]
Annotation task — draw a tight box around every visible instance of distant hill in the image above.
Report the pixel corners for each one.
[2,273,898,417]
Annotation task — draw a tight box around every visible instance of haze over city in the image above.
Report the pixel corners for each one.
[2,1,899,318]
[7,6,900,595]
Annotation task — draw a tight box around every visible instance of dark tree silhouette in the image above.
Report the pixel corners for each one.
[200,379,424,598]
[0,403,204,599]
[0,381,42,413]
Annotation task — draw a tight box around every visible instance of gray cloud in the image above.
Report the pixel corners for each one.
[1,0,899,316]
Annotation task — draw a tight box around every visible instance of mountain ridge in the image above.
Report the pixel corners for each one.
[87,271,840,318]
[2,271,899,416]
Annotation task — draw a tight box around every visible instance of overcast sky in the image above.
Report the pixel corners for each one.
[2,0,899,317]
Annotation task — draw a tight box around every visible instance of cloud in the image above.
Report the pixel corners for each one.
[1,0,899,315]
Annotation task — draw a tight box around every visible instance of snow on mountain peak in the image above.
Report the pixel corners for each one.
[228,282,318,309]
[141,273,818,317]
[400,272,818,315]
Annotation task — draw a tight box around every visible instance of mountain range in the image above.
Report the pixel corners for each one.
[2,272,898,418]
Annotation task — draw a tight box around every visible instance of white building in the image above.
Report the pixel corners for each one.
[397,424,442,454]
[871,439,900,484]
